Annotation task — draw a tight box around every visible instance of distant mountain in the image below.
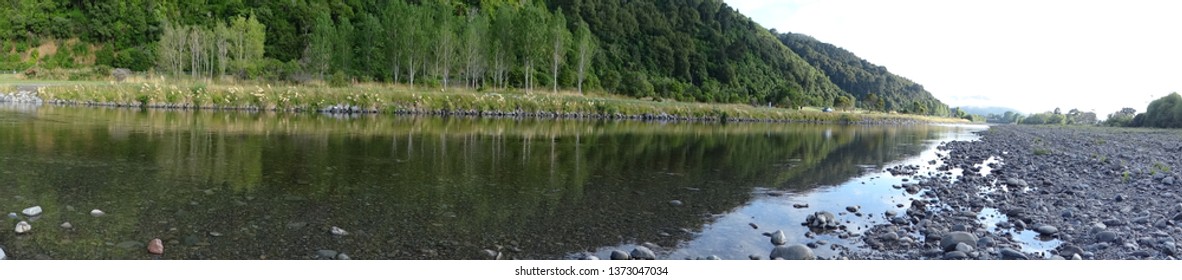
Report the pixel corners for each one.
[778,33,951,116]
[957,106,1022,116]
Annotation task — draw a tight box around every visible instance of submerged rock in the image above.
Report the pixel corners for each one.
[90,209,105,217]
[1035,225,1059,235]
[0,247,5,260]
[6,213,16,219]
[769,244,815,260]
[22,206,42,216]
[330,226,349,236]
[60,222,72,229]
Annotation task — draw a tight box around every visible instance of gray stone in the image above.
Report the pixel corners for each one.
[208,231,224,237]
[1035,225,1059,235]
[977,237,995,248]
[879,232,899,243]
[630,246,656,260]
[0,247,5,260]
[21,206,42,216]
[846,206,860,213]
[943,251,969,259]
[705,255,721,260]
[5,213,15,219]
[940,231,978,252]
[610,250,630,260]
[1058,244,1084,257]
[1102,219,1125,226]
[60,222,72,229]
[806,211,837,228]
[769,244,815,260]
[748,254,761,260]
[316,250,339,259]
[1115,194,1125,202]
[90,209,105,217]
[336,253,350,260]
[330,226,349,236]
[14,221,30,234]
[770,230,787,245]
[955,242,975,253]
[1072,253,1083,260]
[999,248,1028,260]
[885,210,898,217]
[1006,178,1029,188]
[668,200,683,207]
[1165,176,1175,186]
[1096,231,1119,243]
[1131,251,1152,258]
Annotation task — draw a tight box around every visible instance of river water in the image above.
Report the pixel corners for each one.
[0,105,987,259]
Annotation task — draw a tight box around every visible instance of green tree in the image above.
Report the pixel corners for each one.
[305,11,334,79]
[574,20,597,95]
[549,8,570,93]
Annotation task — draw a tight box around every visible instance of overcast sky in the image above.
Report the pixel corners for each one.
[725,0,1182,116]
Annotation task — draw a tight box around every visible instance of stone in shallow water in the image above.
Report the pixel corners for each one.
[6,213,16,219]
[14,221,31,234]
[769,244,815,260]
[148,239,164,255]
[610,250,630,260]
[22,206,42,216]
[1035,225,1059,235]
[330,226,349,236]
[90,209,105,217]
[60,222,72,229]
[630,246,656,260]
[0,247,5,260]
[668,200,683,207]
[770,230,787,245]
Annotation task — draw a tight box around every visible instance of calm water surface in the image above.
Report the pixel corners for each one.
[0,105,987,259]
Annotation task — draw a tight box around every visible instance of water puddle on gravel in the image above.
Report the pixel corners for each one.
[978,208,1063,258]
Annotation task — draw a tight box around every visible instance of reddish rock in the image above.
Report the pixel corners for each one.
[148,239,164,255]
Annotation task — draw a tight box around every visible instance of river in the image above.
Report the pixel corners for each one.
[0,104,987,260]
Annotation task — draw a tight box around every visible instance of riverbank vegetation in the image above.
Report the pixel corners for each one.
[0,0,958,118]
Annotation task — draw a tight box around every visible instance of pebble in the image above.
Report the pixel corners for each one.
[792,203,809,209]
[0,247,5,260]
[999,248,1028,260]
[5,213,15,219]
[630,246,656,260]
[90,209,105,217]
[60,222,72,229]
[22,206,42,216]
[939,232,978,252]
[208,231,224,237]
[769,244,815,260]
[846,206,860,213]
[884,210,897,217]
[669,200,683,207]
[955,243,975,253]
[943,251,968,259]
[610,250,630,260]
[879,232,899,242]
[1095,231,1118,243]
[14,221,31,234]
[148,239,164,255]
[770,230,787,245]
[336,253,350,260]
[748,254,761,260]
[1035,225,1059,235]
[1130,251,1152,258]
[330,226,349,236]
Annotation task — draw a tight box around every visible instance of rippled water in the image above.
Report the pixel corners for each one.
[1,105,985,260]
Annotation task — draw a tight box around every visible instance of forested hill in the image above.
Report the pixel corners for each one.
[550,0,846,105]
[778,33,950,115]
[0,0,946,115]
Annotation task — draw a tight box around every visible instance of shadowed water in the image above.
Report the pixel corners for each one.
[0,105,978,259]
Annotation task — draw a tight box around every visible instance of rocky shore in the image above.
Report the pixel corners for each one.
[853,125,1181,260]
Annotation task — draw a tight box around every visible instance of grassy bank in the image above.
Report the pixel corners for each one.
[4,75,967,124]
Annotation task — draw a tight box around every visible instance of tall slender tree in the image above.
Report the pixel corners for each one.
[549,9,570,93]
[574,21,596,95]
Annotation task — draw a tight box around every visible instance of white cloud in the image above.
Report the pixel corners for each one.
[726,0,1182,116]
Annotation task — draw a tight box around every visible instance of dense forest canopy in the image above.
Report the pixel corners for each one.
[778,32,949,115]
[0,0,952,116]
